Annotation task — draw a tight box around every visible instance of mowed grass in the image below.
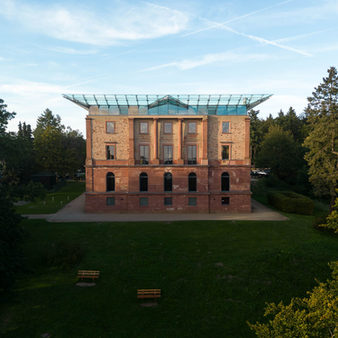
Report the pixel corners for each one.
[15,181,85,214]
[1,215,337,338]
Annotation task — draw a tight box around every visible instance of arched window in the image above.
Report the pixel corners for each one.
[188,172,197,192]
[140,172,148,192]
[221,172,230,191]
[106,172,115,192]
[164,172,172,192]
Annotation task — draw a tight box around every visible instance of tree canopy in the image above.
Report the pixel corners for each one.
[303,66,338,205]
[0,98,16,134]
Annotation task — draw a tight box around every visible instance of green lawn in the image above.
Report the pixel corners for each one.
[1,215,337,337]
[15,181,85,214]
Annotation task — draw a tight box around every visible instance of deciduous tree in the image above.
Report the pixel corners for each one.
[303,66,338,206]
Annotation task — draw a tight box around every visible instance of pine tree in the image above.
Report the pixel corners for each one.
[303,66,338,207]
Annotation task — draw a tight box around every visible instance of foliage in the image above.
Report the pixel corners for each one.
[16,181,47,201]
[319,194,338,234]
[0,184,23,290]
[248,261,338,337]
[275,107,306,143]
[249,110,265,166]
[0,98,16,134]
[268,191,314,215]
[256,126,305,184]
[33,110,85,176]
[304,66,338,206]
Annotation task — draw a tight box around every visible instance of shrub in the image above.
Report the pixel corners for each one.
[318,196,338,234]
[22,181,47,201]
[248,261,338,337]
[268,191,314,215]
[40,241,84,269]
[0,185,23,290]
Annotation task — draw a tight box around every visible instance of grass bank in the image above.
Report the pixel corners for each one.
[15,181,85,214]
[1,215,337,337]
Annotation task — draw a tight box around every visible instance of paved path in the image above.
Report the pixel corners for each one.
[24,193,288,222]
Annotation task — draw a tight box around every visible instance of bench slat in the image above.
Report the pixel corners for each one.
[77,270,100,279]
[137,289,161,299]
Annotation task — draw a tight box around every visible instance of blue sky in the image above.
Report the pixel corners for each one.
[1,0,337,135]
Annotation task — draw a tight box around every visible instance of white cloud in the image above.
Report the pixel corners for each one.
[45,47,98,55]
[2,0,189,45]
[143,51,271,71]
[0,81,65,95]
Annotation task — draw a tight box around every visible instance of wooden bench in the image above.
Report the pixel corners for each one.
[137,289,161,299]
[77,270,100,281]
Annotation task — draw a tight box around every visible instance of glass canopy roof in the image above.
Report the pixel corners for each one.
[63,94,272,116]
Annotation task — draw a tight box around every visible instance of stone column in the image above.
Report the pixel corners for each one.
[177,118,184,164]
[201,117,208,165]
[128,118,135,165]
[152,118,159,164]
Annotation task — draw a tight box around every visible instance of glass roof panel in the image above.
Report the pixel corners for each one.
[63,94,272,112]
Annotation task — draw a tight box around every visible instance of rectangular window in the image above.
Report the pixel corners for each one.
[221,197,230,205]
[222,121,230,133]
[188,122,197,134]
[140,122,148,134]
[188,197,197,206]
[106,122,115,134]
[164,197,172,206]
[139,197,148,207]
[221,145,230,160]
[106,145,115,160]
[140,145,149,164]
[106,197,115,206]
[188,145,197,164]
[164,122,172,134]
[164,145,173,164]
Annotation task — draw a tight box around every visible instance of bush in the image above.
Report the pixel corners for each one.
[248,261,338,337]
[0,185,23,290]
[22,181,47,201]
[318,196,338,234]
[268,191,314,215]
[40,241,84,269]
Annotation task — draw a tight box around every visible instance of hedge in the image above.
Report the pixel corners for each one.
[267,191,314,215]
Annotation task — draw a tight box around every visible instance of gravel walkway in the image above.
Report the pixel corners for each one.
[24,193,288,222]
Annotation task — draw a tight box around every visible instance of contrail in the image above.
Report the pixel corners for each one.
[212,22,312,57]
[183,0,295,37]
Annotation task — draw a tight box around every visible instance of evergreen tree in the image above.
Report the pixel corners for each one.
[304,66,338,206]
[0,99,16,134]
[256,126,303,184]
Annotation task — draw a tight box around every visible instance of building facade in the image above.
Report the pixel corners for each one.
[64,94,271,213]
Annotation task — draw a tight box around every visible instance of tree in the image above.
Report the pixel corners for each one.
[0,98,16,134]
[319,192,338,234]
[249,110,265,166]
[34,110,85,176]
[34,108,64,136]
[248,261,338,337]
[304,66,338,206]
[275,107,306,143]
[256,126,304,184]
[34,124,64,173]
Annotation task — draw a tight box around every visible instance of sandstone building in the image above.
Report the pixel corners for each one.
[64,94,271,213]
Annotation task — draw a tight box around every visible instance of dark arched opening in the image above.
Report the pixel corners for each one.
[221,172,230,191]
[188,172,197,192]
[106,172,115,192]
[140,172,148,192]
